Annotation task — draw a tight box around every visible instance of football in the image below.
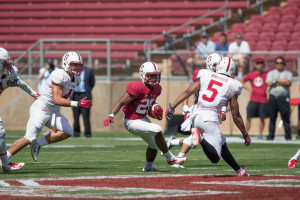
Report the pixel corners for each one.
[148,103,163,120]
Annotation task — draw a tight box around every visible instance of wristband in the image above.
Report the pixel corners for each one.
[70,101,79,107]
[183,105,189,112]
[108,114,115,118]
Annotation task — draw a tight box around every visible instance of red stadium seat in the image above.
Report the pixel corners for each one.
[258,32,275,42]
[250,15,265,24]
[255,41,271,51]
[282,6,299,16]
[170,53,193,76]
[287,0,300,7]
[247,41,256,51]
[211,32,222,42]
[261,23,277,32]
[277,22,294,33]
[230,23,246,33]
[243,32,259,42]
[293,23,300,32]
[268,7,282,16]
[290,32,300,41]
[227,31,238,42]
[265,14,281,24]
[245,23,262,33]
[271,41,288,51]
[275,32,291,42]
[280,14,297,24]
[287,41,300,50]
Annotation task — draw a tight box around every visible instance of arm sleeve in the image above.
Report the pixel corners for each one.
[17,77,37,98]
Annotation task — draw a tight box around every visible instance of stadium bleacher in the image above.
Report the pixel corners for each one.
[0,0,248,72]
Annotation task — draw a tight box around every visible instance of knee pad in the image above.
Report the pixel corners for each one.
[183,135,192,147]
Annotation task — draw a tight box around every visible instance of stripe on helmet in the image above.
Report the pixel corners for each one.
[151,62,157,70]
[226,58,231,72]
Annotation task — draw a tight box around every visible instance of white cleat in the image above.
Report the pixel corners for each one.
[167,156,187,165]
[2,162,25,173]
[30,139,40,162]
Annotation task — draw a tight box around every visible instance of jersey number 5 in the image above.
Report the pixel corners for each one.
[202,80,223,102]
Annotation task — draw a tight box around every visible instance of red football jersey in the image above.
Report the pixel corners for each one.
[242,71,268,103]
[123,81,162,120]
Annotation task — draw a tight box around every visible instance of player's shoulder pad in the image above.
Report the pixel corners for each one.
[50,69,68,85]
[127,81,143,96]
[196,69,211,79]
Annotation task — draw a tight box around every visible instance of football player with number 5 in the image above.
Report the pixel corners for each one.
[103,62,186,171]
[7,52,93,163]
[165,57,251,176]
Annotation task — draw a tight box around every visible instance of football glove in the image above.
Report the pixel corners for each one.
[103,114,114,126]
[244,135,251,146]
[165,103,175,120]
[34,93,40,100]
[220,111,226,121]
[150,104,163,120]
[79,96,93,108]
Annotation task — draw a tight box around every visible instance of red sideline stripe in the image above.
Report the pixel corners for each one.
[151,62,157,70]
[226,58,231,72]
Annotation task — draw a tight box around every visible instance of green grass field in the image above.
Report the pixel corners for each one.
[2,130,300,180]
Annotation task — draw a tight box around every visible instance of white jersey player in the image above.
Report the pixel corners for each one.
[0,47,39,172]
[167,53,226,159]
[7,52,93,164]
[166,57,251,176]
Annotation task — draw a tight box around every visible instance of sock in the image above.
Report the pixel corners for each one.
[37,137,48,147]
[163,150,174,161]
[221,143,240,172]
[170,138,180,146]
[7,151,12,159]
[0,152,10,167]
[145,161,153,169]
[298,129,300,136]
[178,152,186,157]
[291,149,300,161]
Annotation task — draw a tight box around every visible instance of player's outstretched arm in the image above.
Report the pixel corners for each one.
[171,81,200,110]
[16,77,39,99]
[103,92,135,126]
[230,94,251,146]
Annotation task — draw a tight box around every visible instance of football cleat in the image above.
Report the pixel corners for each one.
[288,159,297,168]
[142,166,161,172]
[30,139,40,162]
[167,156,187,165]
[237,166,250,177]
[2,162,25,173]
[191,127,201,147]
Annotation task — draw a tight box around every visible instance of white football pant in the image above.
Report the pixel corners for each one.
[193,114,226,158]
[24,100,73,142]
[0,117,7,154]
[123,117,161,150]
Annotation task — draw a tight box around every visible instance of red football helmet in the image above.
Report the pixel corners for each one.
[0,47,13,75]
[139,62,161,86]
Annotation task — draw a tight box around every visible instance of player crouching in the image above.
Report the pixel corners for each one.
[103,62,186,172]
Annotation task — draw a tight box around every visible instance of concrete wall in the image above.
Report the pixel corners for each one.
[0,79,299,136]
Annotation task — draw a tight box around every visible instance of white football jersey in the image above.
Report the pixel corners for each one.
[39,69,80,111]
[194,69,242,122]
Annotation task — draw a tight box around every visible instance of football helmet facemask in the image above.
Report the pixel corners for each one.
[206,53,223,72]
[139,62,161,86]
[216,57,236,77]
[62,52,83,76]
[0,47,13,75]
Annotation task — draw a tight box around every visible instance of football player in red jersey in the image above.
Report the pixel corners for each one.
[103,62,186,171]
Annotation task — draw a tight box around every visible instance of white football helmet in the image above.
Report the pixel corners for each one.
[206,53,223,72]
[216,57,236,77]
[62,52,83,76]
[139,62,161,86]
[0,47,13,75]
